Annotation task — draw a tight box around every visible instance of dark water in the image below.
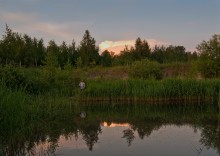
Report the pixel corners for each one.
[1,104,220,156]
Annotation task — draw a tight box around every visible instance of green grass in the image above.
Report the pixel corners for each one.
[79,78,220,106]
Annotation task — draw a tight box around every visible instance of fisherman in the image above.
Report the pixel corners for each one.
[79,80,85,90]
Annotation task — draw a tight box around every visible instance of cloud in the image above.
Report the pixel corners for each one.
[99,39,169,55]
[0,11,92,45]
[99,40,135,55]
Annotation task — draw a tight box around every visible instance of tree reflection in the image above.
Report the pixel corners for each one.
[131,121,162,139]
[80,124,102,151]
[122,129,135,146]
[1,104,220,154]
[199,119,220,154]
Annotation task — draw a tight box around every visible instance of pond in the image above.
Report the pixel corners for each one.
[1,104,220,156]
[35,123,219,156]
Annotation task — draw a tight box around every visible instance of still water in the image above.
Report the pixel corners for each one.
[34,122,219,156]
[1,104,220,156]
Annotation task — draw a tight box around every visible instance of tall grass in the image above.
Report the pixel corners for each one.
[0,80,77,156]
[0,82,27,134]
[78,78,220,106]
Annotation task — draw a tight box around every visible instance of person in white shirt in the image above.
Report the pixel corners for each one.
[79,80,85,90]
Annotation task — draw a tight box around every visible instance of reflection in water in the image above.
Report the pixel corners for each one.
[1,104,220,155]
[122,128,135,147]
[30,123,219,156]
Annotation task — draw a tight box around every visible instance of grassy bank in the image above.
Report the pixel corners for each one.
[78,78,220,106]
[1,65,220,106]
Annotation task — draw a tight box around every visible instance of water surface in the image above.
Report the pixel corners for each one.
[1,104,220,156]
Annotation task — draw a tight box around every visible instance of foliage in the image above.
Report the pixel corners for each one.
[0,25,198,71]
[129,59,162,79]
[79,78,220,107]
[100,50,112,67]
[78,30,100,66]
[151,45,189,63]
[0,65,28,90]
[0,65,48,94]
[197,34,220,78]
[76,57,83,68]
[132,37,151,60]
[0,25,46,66]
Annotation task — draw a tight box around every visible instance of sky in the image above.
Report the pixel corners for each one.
[0,0,220,54]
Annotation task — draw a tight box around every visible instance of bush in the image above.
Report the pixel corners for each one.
[0,65,27,90]
[129,59,162,79]
[0,66,48,94]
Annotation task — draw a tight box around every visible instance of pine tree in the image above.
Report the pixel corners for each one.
[78,30,100,66]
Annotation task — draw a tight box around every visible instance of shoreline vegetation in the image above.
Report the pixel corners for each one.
[1,64,220,105]
[78,78,220,105]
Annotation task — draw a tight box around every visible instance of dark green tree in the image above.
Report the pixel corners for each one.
[132,37,151,60]
[23,34,35,66]
[68,40,77,67]
[0,26,46,67]
[113,46,133,66]
[151,45,188,63]
[35,38,46,66]
[100,50,112,67]
[59,41,69,69]
[151,45,166,63]
[45,40,59,68]
[78,30,100,66]
[0,25,19,65]
[197,34,220,78]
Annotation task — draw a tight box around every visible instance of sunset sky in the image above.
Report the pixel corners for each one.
[0,0,219,54]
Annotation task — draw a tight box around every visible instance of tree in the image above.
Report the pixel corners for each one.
[132,37,151,60]
[0,25,46,67]
[197,34,220,78]
[68,39,77,67]
[151,45,188,63]
[46,40,59,68]
[23,34,35,66]
[59,41,69,69]
[78,30,100,66]
[113,46,133,66]
[0,25,20,65]
[151,45,166,63]
[44,41,59,83]
[35,38,46,66]
[100,50,112,67]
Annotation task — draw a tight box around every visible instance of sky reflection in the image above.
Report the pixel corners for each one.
[33,123,219,156]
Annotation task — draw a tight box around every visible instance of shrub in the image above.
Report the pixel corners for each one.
[129,59,162,79]
[0,65,27,90]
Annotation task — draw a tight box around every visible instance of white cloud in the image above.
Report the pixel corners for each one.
[99,39,169,55]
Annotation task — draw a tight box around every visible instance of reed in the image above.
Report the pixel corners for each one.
[78,78,220,106]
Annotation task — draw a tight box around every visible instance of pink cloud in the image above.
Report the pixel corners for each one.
[99,39,169,55]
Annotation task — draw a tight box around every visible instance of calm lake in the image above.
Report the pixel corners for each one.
[35,122,219,156]
[1,104,220,156]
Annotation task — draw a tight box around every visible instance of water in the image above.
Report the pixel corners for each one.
[33,122,218,156]
[1,104,220,156]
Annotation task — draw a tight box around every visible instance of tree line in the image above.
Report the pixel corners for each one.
[1,25,220,78]
[0,25,197,68]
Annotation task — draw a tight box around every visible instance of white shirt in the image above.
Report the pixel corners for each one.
[79,81,85,90]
